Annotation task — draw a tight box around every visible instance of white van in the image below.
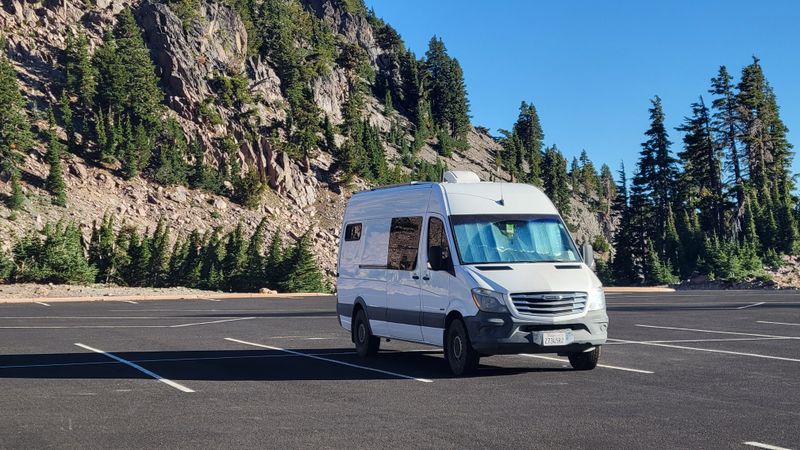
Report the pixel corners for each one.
[335,171,608,376]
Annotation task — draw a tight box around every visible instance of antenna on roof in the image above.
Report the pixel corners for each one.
[498,183,505,206]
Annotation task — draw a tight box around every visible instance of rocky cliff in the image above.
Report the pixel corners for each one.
[0,0,615,281]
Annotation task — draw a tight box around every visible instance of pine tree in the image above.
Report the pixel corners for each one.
[222,223,249,291]
[710,66,744,212]
[89,214,116,283]
[578,149,599,198]
[0,51,33,210]
[44,108,67,207]
[152,118,189,185]
[265,229,285,289]
[64,30,97,118]
[244,217,268,291]
[59,92,76,153]
[512,101,543,184]
[148,220,171,287]
[598,164,616,216]
[676,97,725,236]
[541,145,570,215]
[280,232,326,293]
[611,163,639,284]
[425,36,470,139]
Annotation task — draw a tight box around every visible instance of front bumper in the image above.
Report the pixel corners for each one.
[464,310,608,355]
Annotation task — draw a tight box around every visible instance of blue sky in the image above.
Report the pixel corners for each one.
[365,0,800,179]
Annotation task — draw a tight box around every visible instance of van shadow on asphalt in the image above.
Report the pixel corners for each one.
[0,349,572,382]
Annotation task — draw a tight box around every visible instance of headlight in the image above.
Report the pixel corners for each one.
[471,288,508,313]
[586,288,605,311]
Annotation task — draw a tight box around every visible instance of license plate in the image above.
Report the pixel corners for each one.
[542,330,569,346]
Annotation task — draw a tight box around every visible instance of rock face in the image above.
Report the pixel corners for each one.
[137,0,248,112]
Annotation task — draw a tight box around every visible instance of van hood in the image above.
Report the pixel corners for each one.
[462,263,601,294]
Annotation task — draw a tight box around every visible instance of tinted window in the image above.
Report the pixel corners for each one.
[427,217,450,270]
[344,223,362,241]
[387,217,422,270]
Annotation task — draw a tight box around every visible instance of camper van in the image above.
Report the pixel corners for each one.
[335,171,608,376]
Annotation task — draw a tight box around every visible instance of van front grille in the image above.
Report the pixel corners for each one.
[510,292,587,316]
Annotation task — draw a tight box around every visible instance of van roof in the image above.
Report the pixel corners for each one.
[351,181,560,217]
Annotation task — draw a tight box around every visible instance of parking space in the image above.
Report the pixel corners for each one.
[0,291,798,449]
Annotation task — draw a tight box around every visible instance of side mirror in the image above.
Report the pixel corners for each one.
[582,243,595,271]
[428,245,450,271]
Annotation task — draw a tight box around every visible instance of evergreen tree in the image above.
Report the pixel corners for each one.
[512,101,544,184]
[89,214,117,283]
[222,223,249,291]
[676,97,725,236]
[64,31,97,119]
[244,217,268,291]
[59,92,76,152]
[265,229,285,289]
[611,163,639,284]
[44,108,67,207]
[148,220,171,287]
[280,232,326,293]
[598,164,616,216]
[541,145,570,215]
[710,65,744,212]
[12,222,96,284]
[578,149,599,198]
[424,36,469,139]
[0,51,33,210]
[152,118,189,185]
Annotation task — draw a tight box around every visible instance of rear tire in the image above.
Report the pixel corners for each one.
[568,346,601,370]
[353,309,380,357]
[445,320,480,376]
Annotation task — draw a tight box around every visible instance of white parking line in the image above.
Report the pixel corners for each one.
[744,441,793,450]
[123,301,138,304]
[34,302,50,307]
[738,302,766,310]
[758,321,800,327]
[204,299,222,302]
[606,337,792,345]
[74,343,194,393]
[170,317,254,328]
[225,338,433,383]
[635,324,800,339]
[608,338,800,363]
[519,354,654,374]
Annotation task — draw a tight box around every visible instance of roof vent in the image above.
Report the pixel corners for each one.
[442,170,481,183]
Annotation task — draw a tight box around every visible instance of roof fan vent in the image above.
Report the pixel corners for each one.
[442,170,481,183]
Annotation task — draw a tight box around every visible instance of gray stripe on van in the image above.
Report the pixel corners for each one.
[337,303,446,329]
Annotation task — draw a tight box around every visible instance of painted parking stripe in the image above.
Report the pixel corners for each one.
[606,337,792,345]
[758,320,800,327]
[225,338,433,383]
[608,338,800,363]
[519,354,654,374]
[75,343,195,393]
[743,441,793,450]
[34,302,50,307]
[170,317,254,328]
[635,324,800,339]
[737,302,766,310]
[123,301,138,304]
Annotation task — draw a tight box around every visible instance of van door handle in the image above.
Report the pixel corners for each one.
[412,275,420,280]
[422,276,430,281]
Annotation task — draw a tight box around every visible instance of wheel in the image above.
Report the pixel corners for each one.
[445,319,480,376]
[353,309,380,357]
[568,346,601,370]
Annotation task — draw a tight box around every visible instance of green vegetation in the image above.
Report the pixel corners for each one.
[2,217,327,293]
[0,49,33,210]
[44,109,68,206]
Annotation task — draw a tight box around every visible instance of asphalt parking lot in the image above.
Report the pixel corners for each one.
[0,291,798,449]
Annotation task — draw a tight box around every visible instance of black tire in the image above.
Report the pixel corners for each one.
[353,309,380,357]
[445,319,480,376]
[568,346,601,370]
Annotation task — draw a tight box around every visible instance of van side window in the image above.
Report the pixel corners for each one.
[427,217,451,271]
[387,217,423,271]
[344,223,362,241]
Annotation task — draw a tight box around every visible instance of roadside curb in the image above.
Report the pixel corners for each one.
[0,292,333,304]
[604,287,676,293]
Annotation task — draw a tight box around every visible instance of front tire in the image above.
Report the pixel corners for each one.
[445,319,480,376]
[568,346,601,370]
[353,309,380,357]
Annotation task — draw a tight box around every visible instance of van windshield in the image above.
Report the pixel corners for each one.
[451,215,581,264]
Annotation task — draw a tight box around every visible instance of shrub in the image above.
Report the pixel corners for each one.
[13,222,97,284]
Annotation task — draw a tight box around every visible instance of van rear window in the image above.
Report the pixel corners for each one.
[387,217,422,271]
[344,223,362,241]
